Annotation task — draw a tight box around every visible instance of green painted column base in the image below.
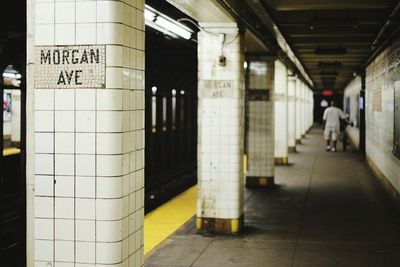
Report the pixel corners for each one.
[288,146,297,153]
[275,157,289,165]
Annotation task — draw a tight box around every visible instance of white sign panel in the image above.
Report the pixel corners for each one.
[35,45,106,89]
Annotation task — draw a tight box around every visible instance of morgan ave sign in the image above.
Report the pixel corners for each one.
[35,45,106,89]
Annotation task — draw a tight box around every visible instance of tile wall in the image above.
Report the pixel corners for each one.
[274,60,288,159]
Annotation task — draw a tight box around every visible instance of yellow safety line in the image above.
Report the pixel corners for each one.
[144,185,197,255]
[3,148,21,156]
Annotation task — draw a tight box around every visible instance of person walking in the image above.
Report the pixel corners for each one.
[323,101,346,152]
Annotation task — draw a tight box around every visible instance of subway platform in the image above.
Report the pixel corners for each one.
[146,128,400,267]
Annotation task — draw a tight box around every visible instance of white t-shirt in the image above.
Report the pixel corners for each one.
[323,106,345,129]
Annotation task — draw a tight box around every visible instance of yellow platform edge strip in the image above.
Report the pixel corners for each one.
[144,185,197,256]
[3,148,21,156]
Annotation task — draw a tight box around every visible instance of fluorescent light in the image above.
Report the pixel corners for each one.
[144,9,156,21]
[3,72,21,79]
[155,17,192,40]
[145,5,193,40]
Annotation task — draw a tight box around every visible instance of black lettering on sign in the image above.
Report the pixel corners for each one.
[41,50,51,64]
[53,50,61,65]
[211,90,223,98]
[62,50,70,64]
[72,50,79,64]
[75,70,82,85]
[57,70,83,85]
[81,50,89,64]
[90,49,99,64]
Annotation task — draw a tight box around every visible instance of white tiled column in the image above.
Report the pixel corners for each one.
[274,60,288,165]
[295,79,302,144]
[301,83,307,137]
[196,24,245,234]
[287,76,297,152]
[29,1,145,266]
[246,58,275,187]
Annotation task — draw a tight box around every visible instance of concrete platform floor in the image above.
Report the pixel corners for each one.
[145,128,400,267]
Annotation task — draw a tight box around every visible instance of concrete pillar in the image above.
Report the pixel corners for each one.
[287,76,296,152]
[196,24,244,234]
[28,1,145,266]
[274,60,288,165]
[245,58,275,187]
[295,79,302,144]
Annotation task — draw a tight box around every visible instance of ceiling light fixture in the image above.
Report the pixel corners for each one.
[145,5,193,40]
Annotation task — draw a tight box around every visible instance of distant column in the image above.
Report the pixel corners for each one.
[29,1,145,266]
[295,79,302,144]
[287,76,297,152]
[196,24,245,234]
[274,60,288,165]
[246,58,275,186]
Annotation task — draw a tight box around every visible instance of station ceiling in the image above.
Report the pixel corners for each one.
[244,0,400,91]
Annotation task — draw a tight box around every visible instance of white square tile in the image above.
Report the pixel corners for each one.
[76,154,95,176]
[35,2,55,24]
[35,240,54,261]
[55,132,74,153]
[96,1,123,23]
[76,1,96,23]
[55,219,74,240]
[76,23,97,44]
[55,111,74,132]
[55,89,75,110]
[55,176,74,197]
[76,133,95,154]
[35,175,54,196]
[55,24,75,45]
[35,89,54,110]
[55,2,75,23]
[35,196,54,218]
[35,154,54,175]
[35,133,54,154]
[106,45,123,67]
[35,218,54,240]
[96,198,123,221]
[76,111,96,132]
[96,23,123,45]
[96,220,122,242]
[76,242,96,263]
[76,220,95,242]
[97,133,123,154]
[105,67,123,89]
[35,24,55,45]
[97,176,123,199]
[76,89,96,110]
[55,197,74,219]
[97,111,123,132]
[76,198,96,220]
[96,242,122,264]
[76,176,95,198]
[35,111,54,132]
[55,154,74,176]
[55,240,74,262]
[97,89,123,111]
[97,154,123,176]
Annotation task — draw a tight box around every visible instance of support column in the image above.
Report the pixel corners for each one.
[28,1,145,266]
[245,58,275,187]
[274,60,288,165]
[196,24,244,234]
[301,83,307,138]
[287,76,297,152]
[295,79,302,144]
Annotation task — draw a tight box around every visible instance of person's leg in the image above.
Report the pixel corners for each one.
[331,131,338,152]
[324,129,331,151]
